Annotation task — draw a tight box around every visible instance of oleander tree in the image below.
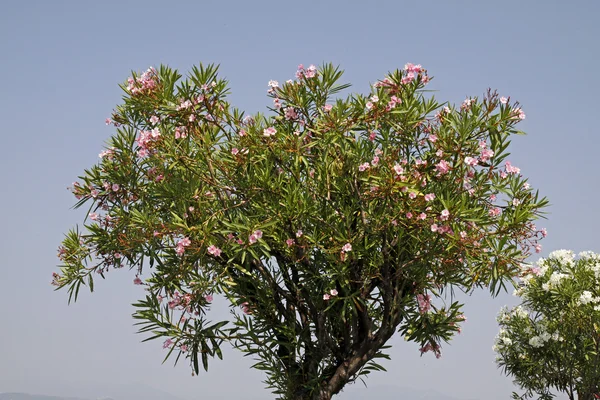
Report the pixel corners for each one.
[494,250,600,400]
[54,62,547,400]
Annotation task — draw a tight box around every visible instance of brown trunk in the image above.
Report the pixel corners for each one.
[576,390,595,400]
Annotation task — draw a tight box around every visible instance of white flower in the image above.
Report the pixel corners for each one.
[548,272,569,286]
[548,249,575,264]
[512,306,528,319]
[542,282,551,292]
[529,336,544,348]
[578,291,594,305]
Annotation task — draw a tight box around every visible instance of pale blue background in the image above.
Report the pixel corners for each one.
[1,1,598,399]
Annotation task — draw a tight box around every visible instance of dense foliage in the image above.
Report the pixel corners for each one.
[495,250,600,400]
[54,62,547,399]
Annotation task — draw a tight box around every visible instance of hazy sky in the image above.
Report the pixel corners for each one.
[1,1,599,399]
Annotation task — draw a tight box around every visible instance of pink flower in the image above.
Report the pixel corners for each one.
[323,293,331,301]
[163,339,173,348]
[305,65,317,78]
[179,237,191,247]
[417,293,431,314]
[406,212,413,219]
[464,156,478,166]
[296,230,303,238]
[365,101,374,110]
[323,104,333,112]
[358,162,370,172]
[401,72,415,84]
[207,245,222,257]
[459,231,467,239]
[418,213,427,220]
[505,161,521,175]
[409,192,417,199]
[435,160,450,175]
[89,212,99,221]
[105,118,112,125]
[431,224,439,232]
[284,107,298,120]
[513,107,526,120]
[535,244,542,253]
[114,253,122,259]
[428,134,438,143]
[268,80,279,88]
[150,115,160,125]
[231,148,239,155]
[393,164,404,175]
[248,234,257,244]
[440,209,450,221]
[500,97,508,104]
[330,289,338,296]
[241,302,252,314]
[263,127,277,137]
[424,193,435,202]
[369,132,376,141]
[342,243,352,253]
[489,207,501,217]
[480,148,494,162]
[404,63,423,73]
[286,238,294,247]
[541,228,548,238]
[112,184,120,192]
[239,129,247,137]
[133,277,143,285]
[205,294,214,302]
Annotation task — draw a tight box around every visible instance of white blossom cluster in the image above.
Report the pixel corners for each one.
[579,251,600,278]
[578,290,600,309]
[528,328,563,348]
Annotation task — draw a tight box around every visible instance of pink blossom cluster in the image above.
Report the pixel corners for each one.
[323,289,338,301]
[419,341,441,358]
[505,161,521,175]
[136,128,161,157]
[513,107,526,120]
[295,64,317,79]
[51,272,61,286]
[248,230,263,244]
[284,106,298,120]
[263,127,277,137]
[99,147,116,160]
[417,293,432,314]
[174,126,188,139]
[127,67,159,96]
[240,301,252,315]
[207,244,222,257]
[402,63,429,84]
[176,237,191,256]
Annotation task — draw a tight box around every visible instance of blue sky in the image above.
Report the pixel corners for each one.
[1,1,598,399]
